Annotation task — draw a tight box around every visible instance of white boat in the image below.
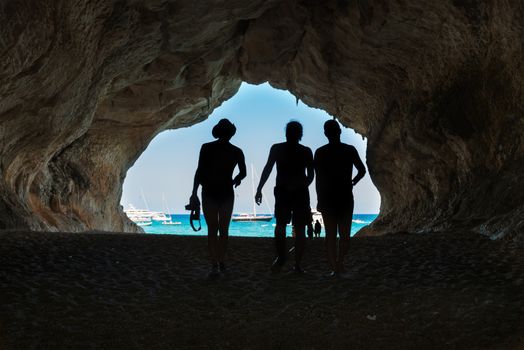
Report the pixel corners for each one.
[159,193,180,225]
[232,164,273,222]
[232,213,272,222]
[124,202,157,228]
[125,189,163,220]
[124,205,154,218]
[124,192,171,223]
[128,215,153,226]
[162,220,182,225]
[124,204,154,221]
[135,220,152,227]
[151,212,170,221]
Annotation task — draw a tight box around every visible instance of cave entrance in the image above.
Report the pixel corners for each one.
[121,83,381,236]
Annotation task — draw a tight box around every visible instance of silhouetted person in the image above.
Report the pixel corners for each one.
[255,121,314,273]
[307,222,314,239]
[314,220,322,238]
[314,120,366,276]
[190,119,246,276]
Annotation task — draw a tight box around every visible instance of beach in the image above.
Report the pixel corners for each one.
[1,231,523,349]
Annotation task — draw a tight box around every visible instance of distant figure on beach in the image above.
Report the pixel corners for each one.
[255,121,314,273]
[189,119,246,276]
[314,220,322,238]
[307,222,314,239]
[314,120,366,276]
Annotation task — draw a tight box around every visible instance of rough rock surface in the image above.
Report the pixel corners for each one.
[1,1,523,238]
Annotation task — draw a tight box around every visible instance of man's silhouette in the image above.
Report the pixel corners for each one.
[255,121,314,272]
[314,220,322,238]
[314,120,366,276]
[190,118,246,276]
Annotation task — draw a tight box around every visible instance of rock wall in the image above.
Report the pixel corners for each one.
[1,0,523,239]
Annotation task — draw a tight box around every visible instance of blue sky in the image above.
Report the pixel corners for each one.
[121,83,381,214]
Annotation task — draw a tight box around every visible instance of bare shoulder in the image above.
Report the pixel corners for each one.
[230,143,242,152]
[200,142,212,152]
[314,144,328,157]
[315,144,329,153]
[202,141,217,148]
[344,143,358,153]
[299,143,313,153]
[231,143,244,157]
[271,142,286,153]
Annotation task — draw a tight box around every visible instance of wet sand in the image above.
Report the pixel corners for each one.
[1,231,523,349]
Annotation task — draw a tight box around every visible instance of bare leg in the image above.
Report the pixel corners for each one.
[336,214,353,273]
[337,230,350,273]
[217,196,234,264]
[274,224,287,264]
[294,225,306,268]
[322,212,338,272]
[202,196,219,264]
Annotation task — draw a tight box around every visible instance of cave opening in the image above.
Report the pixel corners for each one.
[121,82,381,236]
[0,0,520,240]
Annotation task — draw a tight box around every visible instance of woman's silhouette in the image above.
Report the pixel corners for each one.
[190,119,246,276]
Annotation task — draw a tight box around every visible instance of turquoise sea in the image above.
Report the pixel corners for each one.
[143,214,377,237]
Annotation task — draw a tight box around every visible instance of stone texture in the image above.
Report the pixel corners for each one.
[0,0,523,239]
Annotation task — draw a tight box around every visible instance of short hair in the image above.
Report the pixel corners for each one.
[324,119,341,138]
[212,118,236,140]
[286,121,303,141]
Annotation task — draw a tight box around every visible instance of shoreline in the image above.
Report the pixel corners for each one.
[1,231,523,349]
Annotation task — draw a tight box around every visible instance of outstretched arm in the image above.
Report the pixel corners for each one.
[351,148,367,186]
[233,151,247,188]
[255,146,276,205]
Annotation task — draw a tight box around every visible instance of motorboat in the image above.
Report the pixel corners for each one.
[161,220,182,225]
[151,212,170,221]
[232,213,273,222]
[128,215,153,226]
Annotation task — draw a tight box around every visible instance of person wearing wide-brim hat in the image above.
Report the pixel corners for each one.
[190,118,246,277]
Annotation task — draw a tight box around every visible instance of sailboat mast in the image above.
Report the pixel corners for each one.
[140,188,150,211]
[162,192,171,221]
[251,163,256,217]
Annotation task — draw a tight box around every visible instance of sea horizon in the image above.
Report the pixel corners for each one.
[139,213,378,237]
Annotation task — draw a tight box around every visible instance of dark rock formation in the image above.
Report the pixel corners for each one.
[1,0,523,239]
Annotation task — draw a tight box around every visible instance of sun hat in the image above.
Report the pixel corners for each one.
[212,118,236,139]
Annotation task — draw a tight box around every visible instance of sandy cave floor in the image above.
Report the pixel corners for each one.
[0,231,523,349]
